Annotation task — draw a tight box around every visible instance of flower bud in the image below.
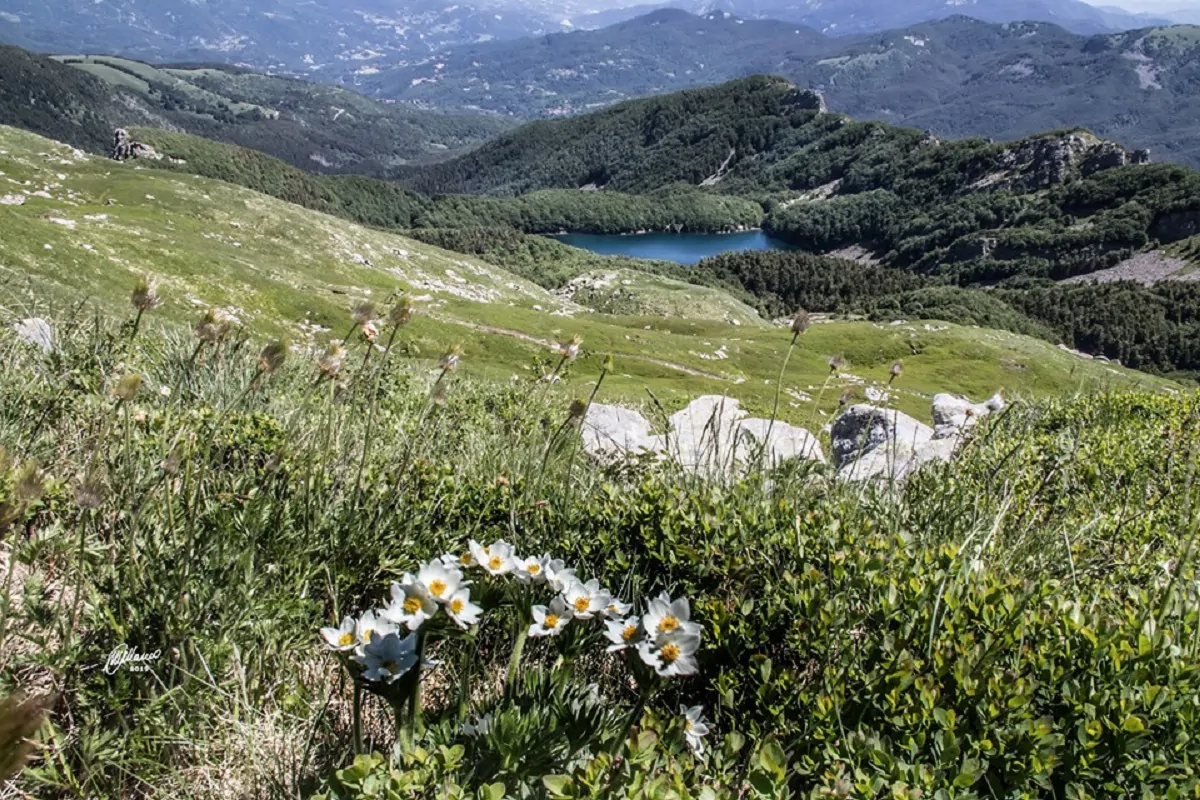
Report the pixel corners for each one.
[352,302,376,327]
[318,343,347,379]
[791,309,810,337]
[439,345,463,373]
[889,359,905,384]
[389,297,414,327]
[258,340,289,375]
[130,276,160,313]
[113,374,142,402]
[195,309,232,344]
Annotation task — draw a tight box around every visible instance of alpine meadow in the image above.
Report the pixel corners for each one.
[1,3,1200,799]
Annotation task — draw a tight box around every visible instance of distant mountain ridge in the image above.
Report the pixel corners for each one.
[363,13,1200,168]
[0,0,1175,81]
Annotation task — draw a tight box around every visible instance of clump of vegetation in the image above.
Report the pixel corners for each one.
[1,278,1198,798]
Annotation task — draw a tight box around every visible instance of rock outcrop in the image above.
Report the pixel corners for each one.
[14,318,55,354]
[111,128,162,162]
[992,132,1135,191]
[832,392,1005,481]
[582,395,825,478]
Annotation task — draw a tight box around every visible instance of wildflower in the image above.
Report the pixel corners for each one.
[563,579,611,620]
[558,334,582,362]
[258,340,289,374]
[381,576,438,631]
[360,320,379,344]
[112,373,141,402]
[439,345,463,372]
[471,539,515,576]
[791,308,810,338]
[889,359,904,384]
[637,629,701,677]
[317,343,346,379]
[529,596,573,637]
[680,705,710,755]
[353,609,399,651]
[604,616,641,652]
[351,302,376,327]
[444,550,476,570]
[389,297,414,327]
[416,559,463,604]
[159,385,172,398]
[320,615,357,651]
[195,309,232,344]
[130,276,160,312]
[604,598,632,618]
[355,631,419,683]
[545,560,578,593]
[643,591,703,637]
[446,588,483,630]
[515,554,550,584]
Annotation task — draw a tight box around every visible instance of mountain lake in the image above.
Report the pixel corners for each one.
[552,230,794,264]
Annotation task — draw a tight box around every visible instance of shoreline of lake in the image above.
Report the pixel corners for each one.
[551,230,794,265]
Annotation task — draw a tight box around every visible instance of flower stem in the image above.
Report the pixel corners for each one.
[352,680,363,756]
[405,632,426,741]
[505,621,529,695]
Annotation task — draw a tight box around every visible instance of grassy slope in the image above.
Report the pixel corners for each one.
[0,125,1175,422]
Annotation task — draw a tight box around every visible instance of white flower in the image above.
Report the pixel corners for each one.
[563,578,611,620]
[355,631,418,683]
[528,596,573,637]
[680,705,710,755]
[381,575,438,630]
[545,559,577,592]
[515,554,550,584]
[443,551,476,570]
[637,630,701,678]
[447,588,483,629]
[462,713,492,737]
[603,598,632,618]
[353,609,399,654]
[320,615,357,651]
[643,591,702,637]
[604,615,641,652]
[478,540,516,576]
[417,559,462,604]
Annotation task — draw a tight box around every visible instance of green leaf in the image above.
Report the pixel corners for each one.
[542,775,574,798]
[1122,716,1146,734]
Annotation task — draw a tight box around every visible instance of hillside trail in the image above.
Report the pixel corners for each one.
[430,313,731,381]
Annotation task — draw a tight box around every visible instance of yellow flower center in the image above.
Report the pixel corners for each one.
[574,596,591,613]
[659,615,680,633]
[450,598,465,614]
[460,553,473,565]
[403,596,422,614]
[429,579,447,597]
[338,632,354,647]
[545,614,560,629]
[660,643,681,663]
[384,660,399,673]
[685,718,693,732]
[622,625,637,641]
[361,627,372,640]
[527,563,541,575]
[488,556,503,571]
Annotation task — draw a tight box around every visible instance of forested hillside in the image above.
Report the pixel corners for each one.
[0,46,508,174]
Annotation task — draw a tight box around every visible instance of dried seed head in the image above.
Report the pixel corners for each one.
[112,373,142,402]
[439,345,463,373]
[889,359,905,384]
[74,459,108,510]
[258,340,289,375]
[838,389,853,408]
[130,276,160,313]
[389,297,414,327]
[558,334,582,362]
[317,343,347,379]
[351,302,376,327]
[194,309,232,344]
[567,398,588,427]
[828,354,846,374]
[160,444,184,475]
[360,320,379,344]
[14,462,45,506]
[602,353,615,374]
[791,309,810,337]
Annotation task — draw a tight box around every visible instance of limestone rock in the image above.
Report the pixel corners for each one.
[112,128,162,162]
[931,392,1004,439]
[582,404,657,461]
[831,405,934,481]
[14,318,55,354]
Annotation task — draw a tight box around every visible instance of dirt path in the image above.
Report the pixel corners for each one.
[431,313,732,381]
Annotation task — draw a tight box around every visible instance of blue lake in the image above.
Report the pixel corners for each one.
[552,230,794,264]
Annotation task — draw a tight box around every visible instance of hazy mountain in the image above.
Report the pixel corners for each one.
[364,13,1200,167]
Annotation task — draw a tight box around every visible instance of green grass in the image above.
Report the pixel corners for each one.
[0,124,1178,424]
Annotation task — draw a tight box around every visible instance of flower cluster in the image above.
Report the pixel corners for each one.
[320,554,483,683]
